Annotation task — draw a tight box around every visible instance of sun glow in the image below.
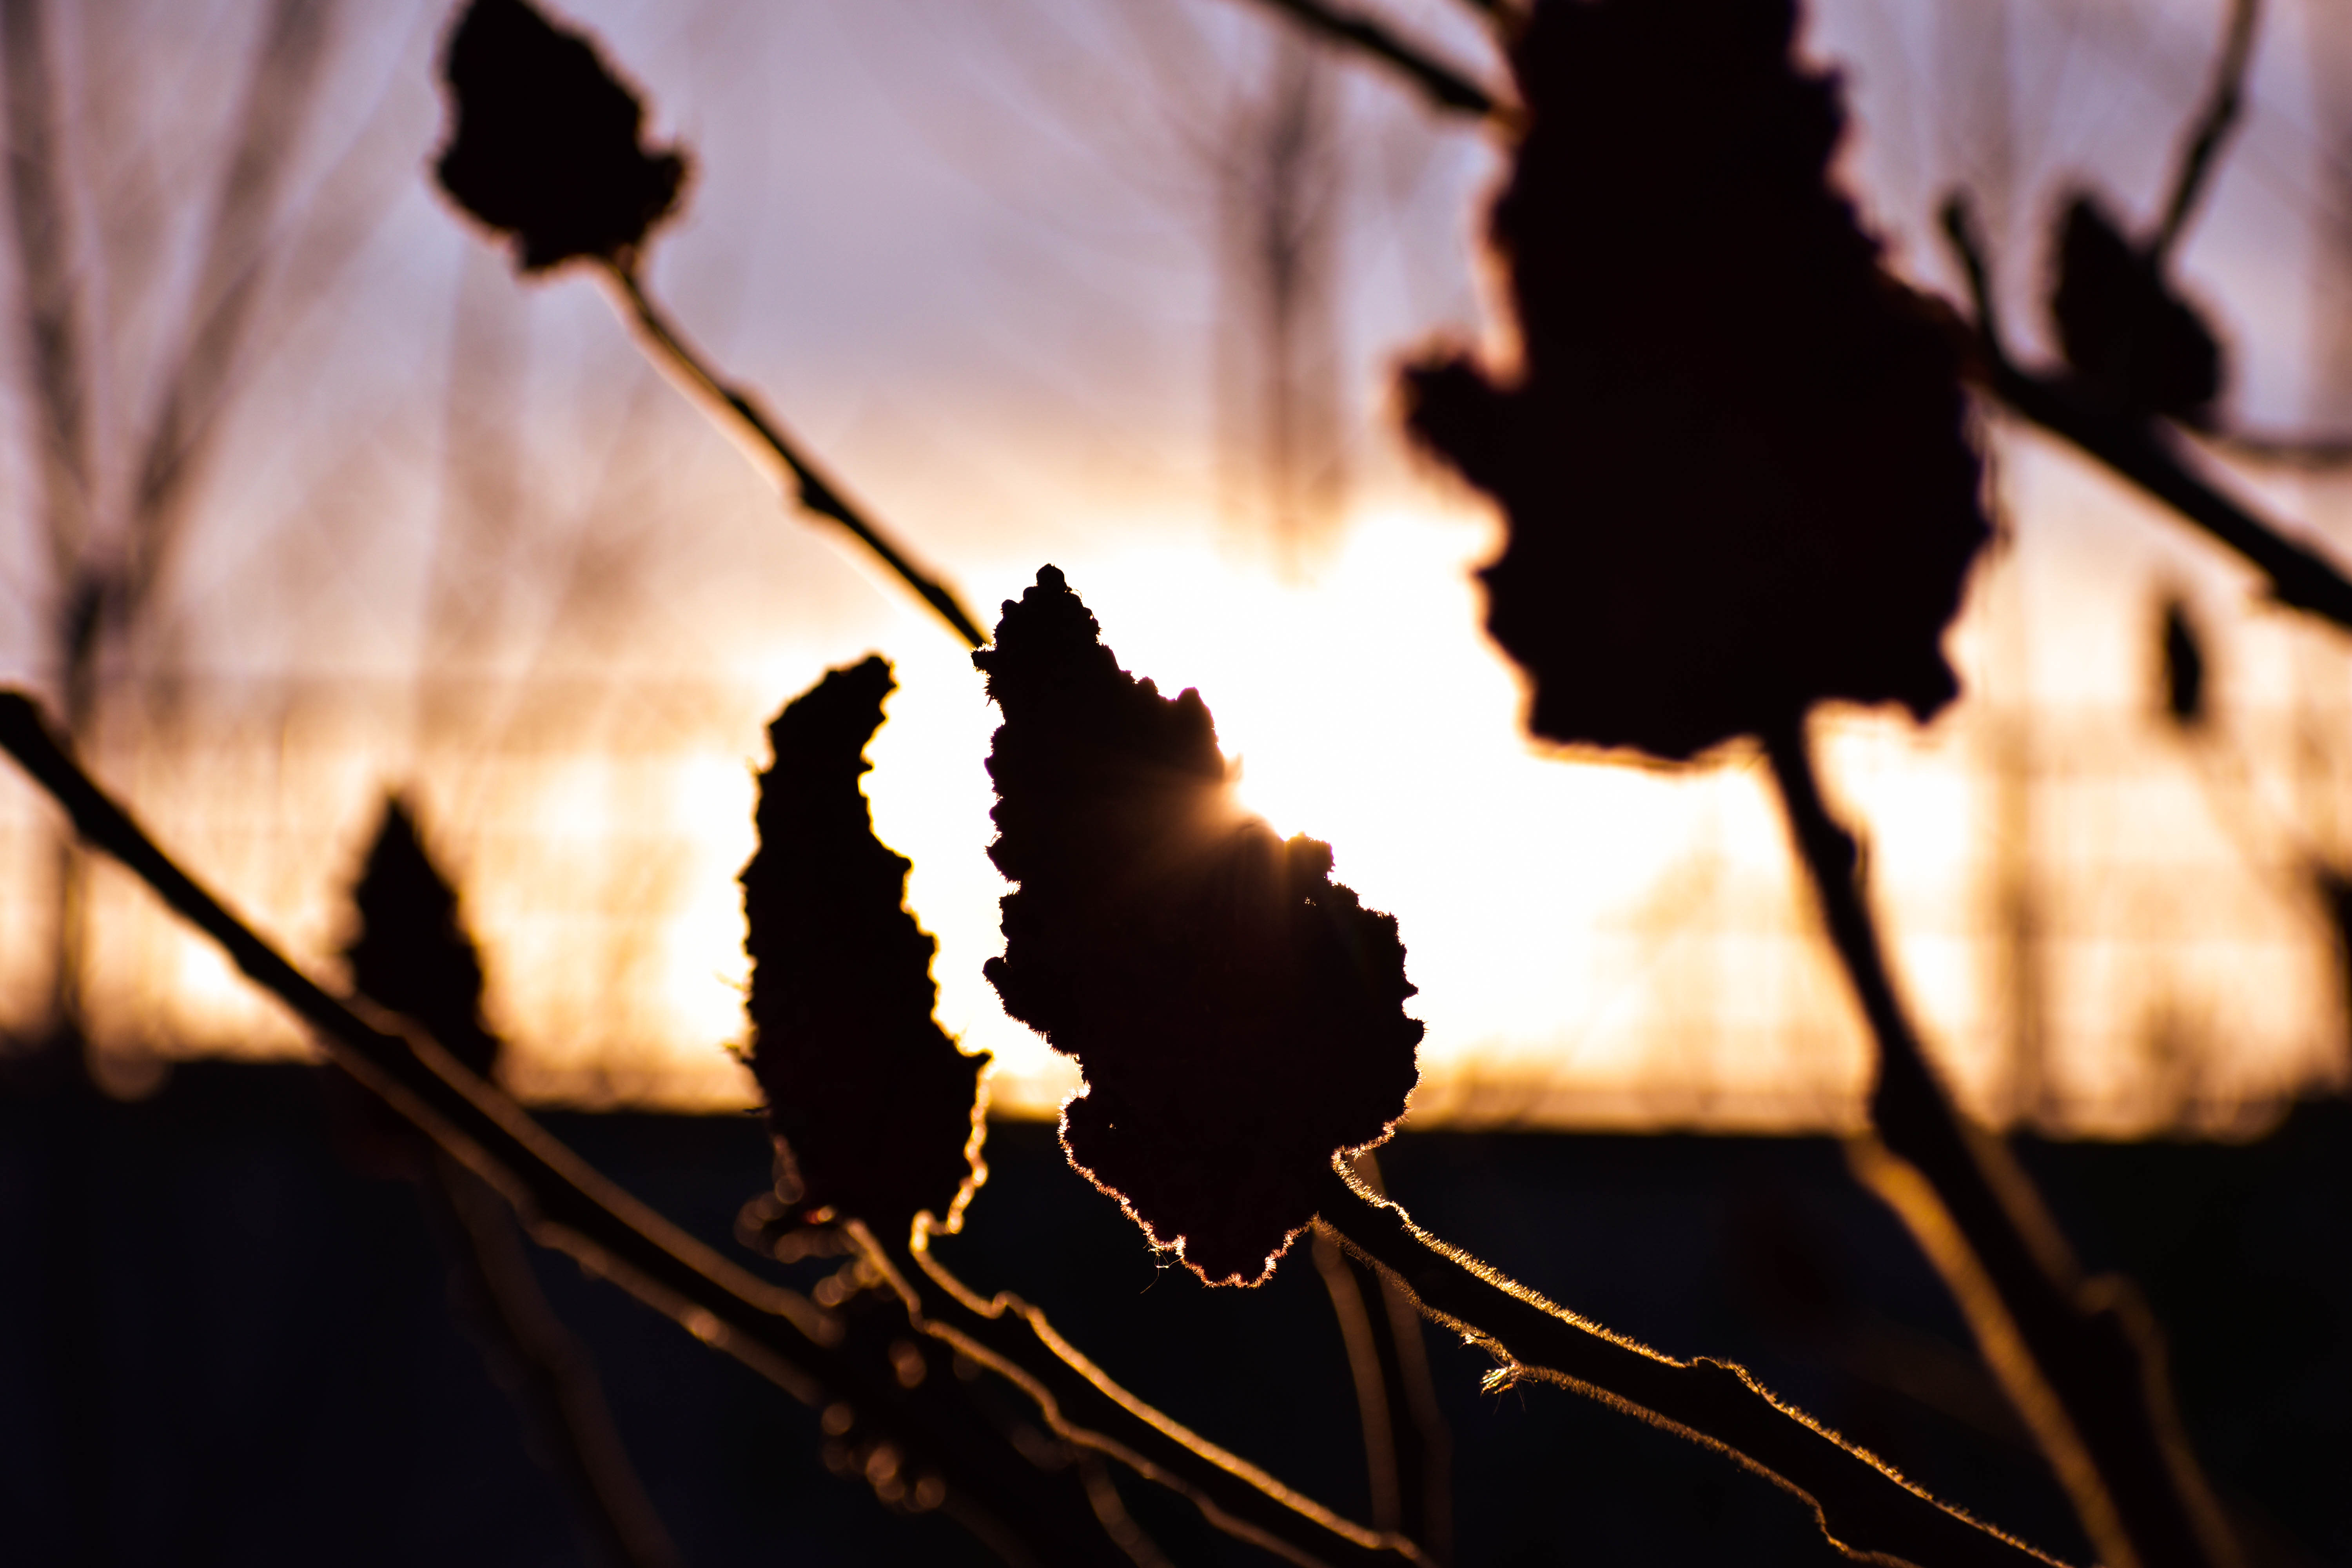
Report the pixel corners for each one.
[4,441,2345,1132]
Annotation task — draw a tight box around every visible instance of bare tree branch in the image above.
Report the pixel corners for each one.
[1942,194,2352,636]
[602,265,989,648]
[886,1221,1428,1567]
[2151,0,2259,263]
[120,0,341,625]
[1231,0,1502,121]
[1312,1163,2066,1568]
[1763,715,2242,1568]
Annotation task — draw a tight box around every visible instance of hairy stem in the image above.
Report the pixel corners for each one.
[1314,1162,2062,1568]
[601,265,989,648]
[0,690,1132,1568]
[884,1218,1430,1567]
[1762,716,2240,1568]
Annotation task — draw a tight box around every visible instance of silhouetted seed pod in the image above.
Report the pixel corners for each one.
[345,796,501,1080]
[2051,194,2225,425]
[974,568,1423,1286]
[743,657,987,1241]
[2159,596,2207,730]
[434,0,689,273]
[1403,0,1989,762]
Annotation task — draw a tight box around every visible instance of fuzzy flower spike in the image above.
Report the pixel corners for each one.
[434,0,689,273]
[976,568,1423,1286]
[1405,0,1990,762]
[742,657,987,1241]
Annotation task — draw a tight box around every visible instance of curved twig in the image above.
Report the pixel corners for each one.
[1311,1163,2065,1568]
[600,265,989,648]
[881,1216,1431,1568]
[1312,1154,1451,1555]
[1234,0,1506,122]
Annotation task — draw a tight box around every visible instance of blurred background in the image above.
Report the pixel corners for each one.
[3,0,2352,1125]
[5,3,2352,1566]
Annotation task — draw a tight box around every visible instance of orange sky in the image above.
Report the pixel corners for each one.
[3,0,2351,1129]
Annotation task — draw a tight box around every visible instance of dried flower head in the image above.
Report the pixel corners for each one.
[1404,0,1988,762]
[743,657,986,1241]
[975,568,1422,1286]
[344,795,500,1079]
[2049,194,2225,425]
[434,0,689,272]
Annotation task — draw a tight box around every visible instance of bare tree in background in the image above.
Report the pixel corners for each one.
[1932,0,2052,1128]
[1,0,346,1065]
[1214,22,1350,574]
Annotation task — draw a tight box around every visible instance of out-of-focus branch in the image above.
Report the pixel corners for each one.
[120,0,340,624]
[424,1151,682,1568]
[2197,429,2352,471]
[0,689,1138,1568]
[1312,1162,2063,1568]
[601,265,989,648]
[1991,368,2352,628]
[1941,196,2352,635]
[1312,1152,1451,1559]
[1312,1230,1404,1532]
[1231,0,1504,121]
[883,1219,1430,1567]
[2152,0,2259,263]
[1762,715,2241,1568]
[1,0,96,738]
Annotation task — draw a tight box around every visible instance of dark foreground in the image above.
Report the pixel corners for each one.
[1,1062,2345,1567]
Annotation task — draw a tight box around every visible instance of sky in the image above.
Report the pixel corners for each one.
[2,0,2350,1132]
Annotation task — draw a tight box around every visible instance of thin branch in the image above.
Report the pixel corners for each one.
[2192,428,2352,472]
[1312,1229,1404,1531]
[1939,197,2007,371]
[1993,366,2352,629]
[1233,0,1504,121]
[1940,193,2352,635]
[886,1219,1429,1567]
[2151,0,2260,263]
[1309,1164,2063,1568]
[1,0,94,599]
[0,689,1137,1568]
[120,0,341,625]
[1761,715,2241,1568]
[600,265,989,648]
[423,1151,682,1568]
[1316,1151,1450,1558]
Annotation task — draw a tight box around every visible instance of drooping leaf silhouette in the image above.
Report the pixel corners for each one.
[1403,0,1988,762]
[434,0,689,273]
[345,795,501,1078]
[743,656,986,1241]
[975,567,1422,1286]
[2050,195,2225,425]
